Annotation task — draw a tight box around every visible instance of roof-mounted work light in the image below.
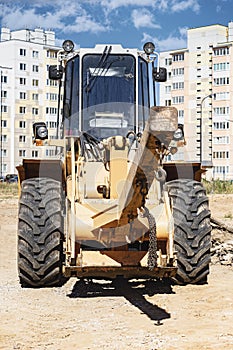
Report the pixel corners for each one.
[62,40,74,53]
[143,42,155,55]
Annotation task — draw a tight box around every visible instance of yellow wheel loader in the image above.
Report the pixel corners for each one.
[17,41,211,288]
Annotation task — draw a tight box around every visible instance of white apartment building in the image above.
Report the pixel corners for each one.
[0,28,61,177]
[160,23,233,181]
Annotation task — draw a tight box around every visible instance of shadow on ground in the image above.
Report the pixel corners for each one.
[67,278,174,323]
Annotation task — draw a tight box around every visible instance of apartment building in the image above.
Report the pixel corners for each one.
[160,23,233,180]
[0,28,61,177]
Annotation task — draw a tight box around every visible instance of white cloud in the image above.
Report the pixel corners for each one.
[131,9,161,29]
[171,0,200,13]
[1,8,63,30]
[0,1,107,34]
[179,26,188,37]
[157,35,187,51]
[100,0,153,11]
[64,15,107,34]
[141,29,187,51]
[99,0,200,13]
[141,33,155,46]
[0,0,198,43]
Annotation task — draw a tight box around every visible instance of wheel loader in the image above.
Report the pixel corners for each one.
[16,41,211,288]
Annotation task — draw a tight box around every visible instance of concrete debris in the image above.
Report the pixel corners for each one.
[211,239,233,266]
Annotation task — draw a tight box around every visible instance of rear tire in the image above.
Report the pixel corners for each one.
[166,179,211,285]
[18,178,65,288]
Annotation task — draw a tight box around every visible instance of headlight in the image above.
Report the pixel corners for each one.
[62,40,74,53]
[143,42,155,55]
[173,128,183,140]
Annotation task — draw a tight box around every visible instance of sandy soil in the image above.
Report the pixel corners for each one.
[0,195,233,350]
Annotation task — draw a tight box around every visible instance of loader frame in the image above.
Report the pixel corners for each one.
[17,41,211,286]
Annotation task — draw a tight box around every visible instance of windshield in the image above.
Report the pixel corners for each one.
[82,53,135,139]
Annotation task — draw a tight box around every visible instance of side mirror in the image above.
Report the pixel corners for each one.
[152,67,167,82]
[49,65,64,80]
[33,122,48,140]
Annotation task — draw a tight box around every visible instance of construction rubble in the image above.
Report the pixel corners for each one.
[211,218,233,266]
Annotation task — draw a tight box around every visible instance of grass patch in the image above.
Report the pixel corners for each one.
[0,183,18,198]
[203,179,233,194]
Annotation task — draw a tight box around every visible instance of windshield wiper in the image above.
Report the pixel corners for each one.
[85,45,112,93]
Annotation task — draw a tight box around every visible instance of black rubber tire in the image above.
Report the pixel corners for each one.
[165,179,211,285]
[18,177,65,288]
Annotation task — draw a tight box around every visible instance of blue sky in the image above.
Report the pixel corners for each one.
[0,0,232,51]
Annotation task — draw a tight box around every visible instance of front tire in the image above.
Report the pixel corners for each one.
[166,179,211,285]
[18,178,65,288]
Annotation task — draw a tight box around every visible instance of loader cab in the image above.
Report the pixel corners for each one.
[62,44,154,139]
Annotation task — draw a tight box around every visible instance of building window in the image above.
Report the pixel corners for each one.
[32,50,39,58]
[32,150,38,157]
[46,107,57,115]
[1,120,7,127]
[46,121,57,128]
[19,48,26,56]
[47,50,57,59]
[213,77,229,85]
[20,78,26,85]
[19,92,26,99]
[19,150,26,157]
[172,96,184,104]
[32,108,39,115]
[1,90,7,98]
[213,121,229,130]
[32,93,39,101]
[1,75,7,83]
[46,149,56,157]
[1,105,8,113]
[213,47,229,56]
[46,79,58,87]
[172,82,184,90]
[165,100,171,106]
[173,53,184,61]
[172,68,184,76]
[213,107,229,116]
[19,135,26,142]
[20,63,26,71]
[32,65,39,73]
[165,86,171,93]
[19,121,26,128]
[178,110,184,117]
[213,151,229,159]
[2,164,7,172]
[1,149,7,157]
[1,135,7,142]
[214,92,229,101]
[19,106,26,114]
[213,62,230,71]
[32,79,39,86]
[165,58,172,66]
[214,166,229,174]
[46,93,58,101]
[213,136,229,144]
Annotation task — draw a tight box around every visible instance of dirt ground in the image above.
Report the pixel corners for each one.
[0,195,233,350]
